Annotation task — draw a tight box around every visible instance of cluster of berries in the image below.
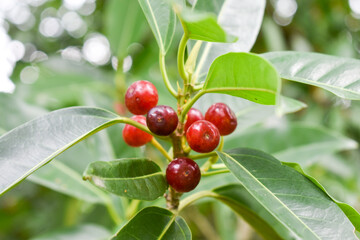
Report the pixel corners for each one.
[121,80,237,193]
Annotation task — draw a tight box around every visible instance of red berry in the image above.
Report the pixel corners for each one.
[146,105,178,136]
[122,115,153,147]
[186,120,220,153]
[166,157,201,192]
[205,103,237,136]
[184,108,204,132]
[125,80,158,115]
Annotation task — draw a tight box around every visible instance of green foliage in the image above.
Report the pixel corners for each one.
[0,107,120,196]
[83,159,168,201]
[1,0,360,239]
[112,207,191,239]
[138,0,176,54]
[177,7,237,42]
[225,123,358,165]
[217,148,358,239]
[263,51,360,100]
[104,0,148,59]
[203,52,280,105]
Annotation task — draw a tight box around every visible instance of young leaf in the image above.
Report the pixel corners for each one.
[138,0,176,54]
[177,7,237,42]
[262,51,360,100]
[193,0,266,79]
[217,148,358,239]
[225,124,358,165]
[112,206,191,239]
[202,52,280,105]
[83,159,168,201]
[104,0,148,59]
[0,107,123,196]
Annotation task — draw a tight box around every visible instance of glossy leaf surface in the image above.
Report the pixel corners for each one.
[263,51,360,100]
[138,0,176,54]
[83,159,168,201]
[112,206,191,239]
[218,148,357,239]
[0,107,121,196]
[203,53,280,105]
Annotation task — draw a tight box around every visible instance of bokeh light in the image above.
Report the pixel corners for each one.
[82,33,111,66]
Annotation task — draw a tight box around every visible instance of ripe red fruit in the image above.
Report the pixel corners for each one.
[186,120,220,153]
[205,103,237,136]
[146,105,178,136]
[125,80,158,115]
[166,157,201,193]
[184,108,204,132]
[122,115,153,147]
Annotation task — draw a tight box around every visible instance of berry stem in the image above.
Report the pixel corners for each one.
[159,52,177,98]
[201,169,230,177]
[201,137,224,172]
[116,117,170,141]
[178,190,217,212]
[189,151,217,160]
[150,138,172,162]
[180,90,206,122]
[177,34,189,84]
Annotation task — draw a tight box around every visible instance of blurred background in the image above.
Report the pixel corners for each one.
[0,0,359,239]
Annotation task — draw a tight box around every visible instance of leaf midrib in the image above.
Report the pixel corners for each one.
[220,151,321,239]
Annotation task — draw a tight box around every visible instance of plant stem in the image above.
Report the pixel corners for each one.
[201,137,224,171]
[211,163,226,169]
[202,169,230,176]
[178,190,217,212]
[151,138,172,162]
[177,34,189,84]
[189,151,217,160]
[159,52,177,98]
[180,90,206,122]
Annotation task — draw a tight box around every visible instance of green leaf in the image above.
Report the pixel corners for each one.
[138,0,176,54]
[31,224,111,240]
[262,51,360,100]
[0,107,122,196]
[193,0,266,79]
[104,0,147,59]
[29,159,106,204]
[177,7,237,42]
[225,124,358,166]
[284,162,360,233]
[83,159,168,201]
[217,148,358,239]
[202,52,280,105]
[212,184,292,240]
[112,206,191,239]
